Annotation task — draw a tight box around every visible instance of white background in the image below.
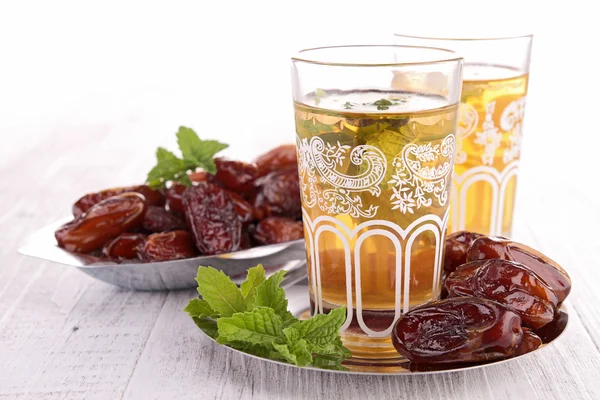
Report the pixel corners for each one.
[1,0,599,215]
[2,1,598,141]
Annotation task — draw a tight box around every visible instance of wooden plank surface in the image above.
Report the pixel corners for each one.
[1,96,599,400]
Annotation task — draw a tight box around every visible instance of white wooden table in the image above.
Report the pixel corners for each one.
[1,89,599,400]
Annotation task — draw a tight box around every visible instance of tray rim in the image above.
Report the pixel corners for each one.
[199,290,571,376]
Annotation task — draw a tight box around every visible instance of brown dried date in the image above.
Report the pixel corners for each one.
[165,183,187,214]
[141,206,186,232]
[102,233,146,259]
[56,193,147,253]
[445,259,559,329]
[466,236,572,303]
[239,230,252,250]
[73,185,164,217]
[515,328,543,356]
[533,310,568,343]
[444,231,484,274]
[252,217,304,245]
[227,191,254,225]
[188,170,218,184]
[141,230,198,261]
[183,182,242,255]
[214,158,258,192]
[251,168,301,220]
[392,297,533,364]
[186,178,254,225]
[253,144,298,177]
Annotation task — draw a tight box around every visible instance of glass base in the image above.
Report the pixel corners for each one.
[341,330,399,360]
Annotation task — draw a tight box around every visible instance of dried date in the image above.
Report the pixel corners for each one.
[253,144,298,177]
[515,328,543,356]
[533,310,568,343]
[239,230,252,250]
[73,185,164,217]
[141,205,186,232]
[443,231,484,274]
[141,230,198,261]
[251,168,301,220]
[188,170,218,184]
[214,158,258,192]
[56,192,147,253]
[392,297,530,364]
[252,217,304,245]
[445,259,558,328]
[165,183,187,214]
[466,236,572,303]
[227,191,254,225]
[183,182,242,255]
[102,233,146,259]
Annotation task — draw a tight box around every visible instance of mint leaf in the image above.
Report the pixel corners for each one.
[176,126,228,175]
[297,117,337,135]
[186,299,220,339]
[313,88,328,106]
[282,326,300,343]
[192,317,218,339]
[216,307,283,346]
[224,341,280,359]
[314,88,328,98]
[146,147,191,189]
[311,336,352,359]
[187,267,351,370]
[226,342,293,363]
[273,339,313,367]
[253,270,285,309]
[289,306,347,347]
[196,267,245,317]
[146,127,228,188]
[273,326,314,367]
[282,316,350,362]
[241,264,266,310]
[254,271,296,326]
[311,354,348,371]
[374,98,393,111]
[184,299,218,318]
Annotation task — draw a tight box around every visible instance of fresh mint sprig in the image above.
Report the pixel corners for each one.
[146,126,228,189]
[184,265,351,370]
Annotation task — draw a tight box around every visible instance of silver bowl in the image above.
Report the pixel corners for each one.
[18,218,308,291]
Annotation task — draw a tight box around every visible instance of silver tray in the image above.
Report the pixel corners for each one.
[18,218,307,291]
[202,283,570,375]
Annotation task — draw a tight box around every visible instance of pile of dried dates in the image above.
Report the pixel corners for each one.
[55,145,304,262]
[392,232,572,364]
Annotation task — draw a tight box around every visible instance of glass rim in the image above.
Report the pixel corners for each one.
[291,44,462,67]
[393,32,534,42]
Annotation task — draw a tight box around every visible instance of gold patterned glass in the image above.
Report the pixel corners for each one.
[394,34,533,237]
[291,45,463,358]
